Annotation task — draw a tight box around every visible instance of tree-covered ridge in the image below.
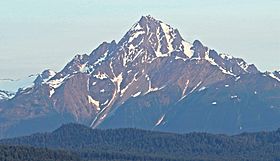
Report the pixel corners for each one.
[2,123,280,161]
[0,144,80,161]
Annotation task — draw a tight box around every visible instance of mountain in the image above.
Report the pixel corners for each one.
[0,15,279,138]
[2,123,280,161]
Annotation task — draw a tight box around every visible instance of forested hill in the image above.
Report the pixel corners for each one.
[2,124,280,161]
[0,144,80,161]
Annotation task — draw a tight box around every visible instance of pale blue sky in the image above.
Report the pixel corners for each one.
[0,0,279,78]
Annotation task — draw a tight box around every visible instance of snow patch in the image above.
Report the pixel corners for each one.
[205,52,235,76]
[145,75,165,95]
[269,73,280,81]
[48,75,69,89]
[132,23,142,31]
[0,90,15,100]
[155,115,165,126]
[88,95,100,110]
[220,53,233,60]
[120,72,139,97]
[181,80,190,97]
[182,41,193,58]
[93,72,109,80]
[49,89,55,97]
[79,64,88,73]
[94,51,109,66]
[154,28,167,57]
[175,56,186,61]
[113,73,123,93]
[128,31,145,43]
[101,100,109,106]
[235,76,241,81]
[238,61,249,72]
[132,91,141,97]
[198,86,207,92]
[100,114,107,120]
[179,80,199,101]
[189,81,202,94]
[160,23,173,53]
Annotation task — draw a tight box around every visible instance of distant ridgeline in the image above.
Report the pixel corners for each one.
[1,123,280,161]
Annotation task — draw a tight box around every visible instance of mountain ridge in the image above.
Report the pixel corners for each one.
[2,123,280,161]
[0,15,279,138]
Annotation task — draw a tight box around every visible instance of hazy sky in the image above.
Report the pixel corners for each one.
[0,0,279,78]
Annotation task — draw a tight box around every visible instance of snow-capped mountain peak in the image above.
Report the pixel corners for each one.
[1,15,279,138]
[115,16,193,65]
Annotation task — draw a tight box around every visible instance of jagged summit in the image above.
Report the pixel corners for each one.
[59,15,257,74]
[138,15,160,25]
[116,15,193,65]
[1,16,260,99]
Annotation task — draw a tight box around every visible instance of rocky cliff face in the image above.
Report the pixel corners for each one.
[0,15,279,138]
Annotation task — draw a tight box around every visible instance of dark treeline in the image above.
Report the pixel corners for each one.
[0,144,80,161]
[2,123,280,161]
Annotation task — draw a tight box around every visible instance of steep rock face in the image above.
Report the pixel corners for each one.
[99,72,280,134]
[158,73,280,134]
[0,15,278,138]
